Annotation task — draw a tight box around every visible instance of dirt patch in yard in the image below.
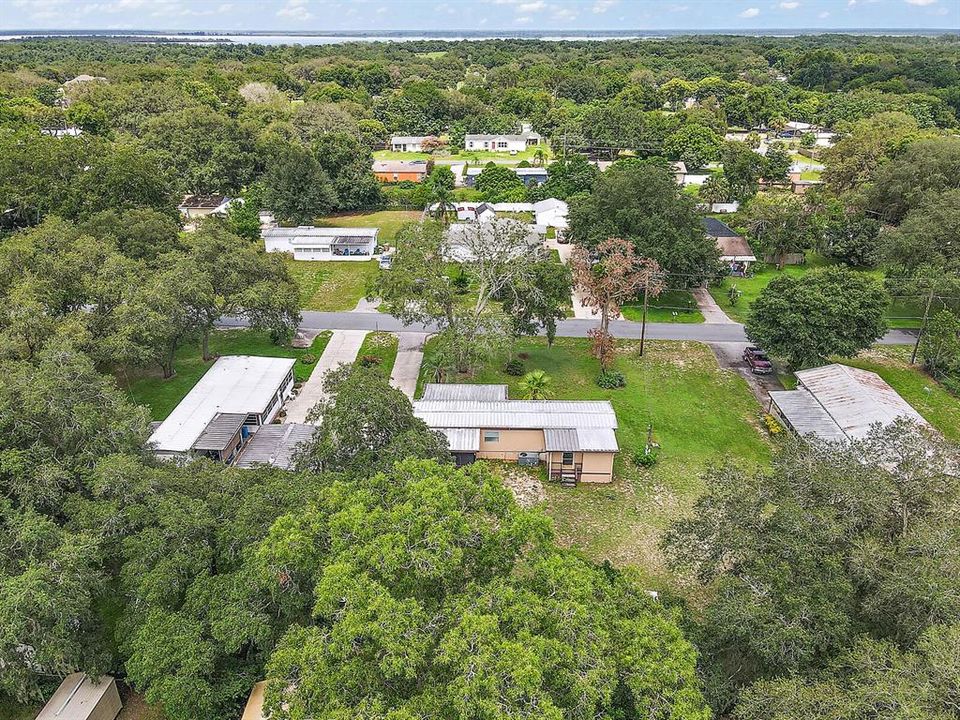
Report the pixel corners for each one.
[492,463,547,508]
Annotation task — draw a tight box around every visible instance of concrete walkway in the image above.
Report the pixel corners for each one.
[390,332,428,399]
[284,330,367,424]
[353,297,382,313]
[693,287,735,324]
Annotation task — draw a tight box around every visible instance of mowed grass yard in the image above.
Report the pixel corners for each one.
[709,257,928,328]
[285,259,378,311]
[122,329,331,421]
[418,336,771,585]
[357,331,399,376]
[315,210,421,243]
[621,290,704,323]
[839,346,960,442]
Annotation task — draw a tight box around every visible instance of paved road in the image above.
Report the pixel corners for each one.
[221,312,918,345]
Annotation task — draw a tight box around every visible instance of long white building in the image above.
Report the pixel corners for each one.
[262,226,379,261]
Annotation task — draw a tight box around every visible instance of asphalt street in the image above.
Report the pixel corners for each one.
[219,311,919,345]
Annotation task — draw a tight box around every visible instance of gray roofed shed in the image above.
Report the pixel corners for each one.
[191,413,247,452]
[234,423,314,469]
[422,384,508,401]
[36,673,121,720]
[768,388,848,442]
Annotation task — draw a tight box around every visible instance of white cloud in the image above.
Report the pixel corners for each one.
[739,6,759,17]
[277,0,311,19]
[553,6,578,20]
[818,10,830,17]
[668,3,689,10]
[592,0,617,13]
[516,0,545,11]
[779,1,799,8]
[905,0,937,5]
[848,0,856,6]
[514,14,532,22]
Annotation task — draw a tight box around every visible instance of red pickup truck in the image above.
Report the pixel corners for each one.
[742,346,774,375]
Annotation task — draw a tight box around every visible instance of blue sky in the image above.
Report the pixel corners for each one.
[2,0,957,32]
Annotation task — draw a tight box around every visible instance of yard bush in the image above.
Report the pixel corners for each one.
[633,448,658,468]
[358,354,383,367]
[504,358,525,376]
[597,370,626,388]
[299,353,317,365]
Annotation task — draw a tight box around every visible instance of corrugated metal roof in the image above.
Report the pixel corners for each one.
[439,427,480,452]
[544,428,579,451]
[192,413,246,452]
[149,356,295,453]
[36,673,118,720]
[234,424,314,469]
[769,388,848,442]
[576,427,619,452]
[372,160,429,173]
[422,384,508,401]
[794,364,927,440]
[413,399,618,430]
[263,226,378,240]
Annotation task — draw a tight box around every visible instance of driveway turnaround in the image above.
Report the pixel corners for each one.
[284,330,367,424]
[390,332,428,399]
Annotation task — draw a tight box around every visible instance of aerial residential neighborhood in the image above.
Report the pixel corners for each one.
[1,7,959,720]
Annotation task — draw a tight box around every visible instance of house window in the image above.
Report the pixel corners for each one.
[498,141,507,149]
[562,452,574,465]
[483,431,500,443]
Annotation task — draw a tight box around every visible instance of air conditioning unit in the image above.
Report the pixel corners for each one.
[517,451,540,467]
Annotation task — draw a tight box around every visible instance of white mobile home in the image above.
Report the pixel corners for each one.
[391,135,430,152]
[262,226,379,261]
[148,356,296,464]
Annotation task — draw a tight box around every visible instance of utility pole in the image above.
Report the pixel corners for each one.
[639,283,649,357]
[910,285,936,365]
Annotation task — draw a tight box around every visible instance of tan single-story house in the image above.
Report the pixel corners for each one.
[414,384,619,484]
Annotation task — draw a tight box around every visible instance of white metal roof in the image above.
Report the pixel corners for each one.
[792,364,927,440]
[413,399,618,430]
[769,388,848,442]
[263,226,378,240]
[439,427,481,452]
[575,427,620,451]
[422,384,508,401]
[149,356,295,453]
[234,423,314,469]
[36,673,117,720]
[391,135,429,143]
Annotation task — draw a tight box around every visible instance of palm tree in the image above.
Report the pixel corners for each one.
[429,183,454,225]
[532,147,547,167]
[520,370,554,400]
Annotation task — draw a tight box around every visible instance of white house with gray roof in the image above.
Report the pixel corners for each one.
[262,226,379,260]
[465,124,541,152]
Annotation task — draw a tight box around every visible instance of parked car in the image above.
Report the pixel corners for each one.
[743,346,774,375]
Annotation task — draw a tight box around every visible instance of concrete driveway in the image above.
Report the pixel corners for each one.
[284,330,368,424]
[390,332,428,399]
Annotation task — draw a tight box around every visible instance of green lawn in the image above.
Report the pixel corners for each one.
[0,697,38,720]
[621,290,704,323]
[418,336,771,583]
[123,329,331,421]
[357,332,399,376]
[710,258,925,328]
[315,210,421,242]
[838,346,960,443]
[285,259,379,311]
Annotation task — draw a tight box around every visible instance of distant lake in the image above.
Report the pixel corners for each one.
[1,29,956,44]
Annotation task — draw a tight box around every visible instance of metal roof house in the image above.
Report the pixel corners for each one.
[234,423,314,470]
[148,356,296,464]
[262,226,378,261]
[177,194,233,220]
[414,384,619,484]
[769,364,928,442]
[36,673,121,720]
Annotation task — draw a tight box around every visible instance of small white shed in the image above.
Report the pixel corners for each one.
[36,673,121,720]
